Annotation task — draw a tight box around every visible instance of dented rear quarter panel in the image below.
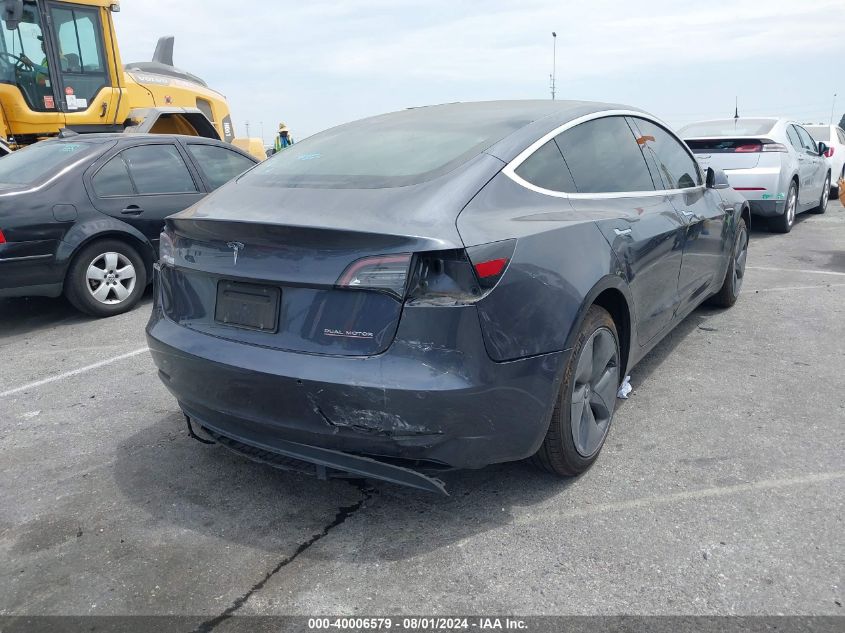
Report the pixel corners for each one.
[457,172,623,362]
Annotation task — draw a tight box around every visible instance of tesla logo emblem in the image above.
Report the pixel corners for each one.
[226,241,244,265]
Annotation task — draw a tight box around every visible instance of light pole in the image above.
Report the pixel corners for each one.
[831,93,838,125]
[550,32,557,100]
[245,121,251,137]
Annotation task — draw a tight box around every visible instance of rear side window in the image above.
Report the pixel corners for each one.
[121,145,198,194]
[187,144,256,190]
[786,126,803,151]
[837,129,845,144]
[555,116,655,193]
[514,140,576,192]
[0,141,98,186]
[631,118,701,189]
[92,155,134,197]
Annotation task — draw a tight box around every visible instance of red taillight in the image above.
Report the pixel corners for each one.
[824,147,834,158]
[337,253,412,297]
[0,229,5,244]
[474,258,508,279]
[466,239,516,290]
[734,144,761,153]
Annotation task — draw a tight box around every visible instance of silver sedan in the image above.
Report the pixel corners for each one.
[680,118,830,233]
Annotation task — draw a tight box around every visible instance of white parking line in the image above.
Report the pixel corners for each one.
[751,283,845,293]
[748,266,845,277]
[516,471,845,524]
[0,347,149,398]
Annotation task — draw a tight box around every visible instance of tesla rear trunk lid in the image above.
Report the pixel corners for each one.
[159,164,496,357]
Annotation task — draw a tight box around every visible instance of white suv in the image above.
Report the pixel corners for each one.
[806,124,845,194]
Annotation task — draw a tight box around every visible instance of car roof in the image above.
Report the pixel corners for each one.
[48,133,234,146]
[380,100,651,162]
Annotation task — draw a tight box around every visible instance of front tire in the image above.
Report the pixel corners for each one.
[811,172,830,214]
[64,239,147,318]
[769,180,797,233]
[532,305,620,476]
[708,217,748,308]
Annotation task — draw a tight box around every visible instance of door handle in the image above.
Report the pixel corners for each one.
[121,205,144,215]
[680,210,697,218]
[613,228,632,236]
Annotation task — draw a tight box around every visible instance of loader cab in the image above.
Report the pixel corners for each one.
[0,0,122,144]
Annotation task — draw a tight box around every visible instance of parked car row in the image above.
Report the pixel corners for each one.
[679,118,835,233]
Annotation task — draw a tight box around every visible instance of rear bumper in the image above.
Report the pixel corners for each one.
[146,304,566,474]
[724,167,785,215]
[747,199,785,218]
[0,241,64,297]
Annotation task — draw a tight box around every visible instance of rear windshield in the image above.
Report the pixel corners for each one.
[0,141,100,186]
[239,106,531,189]
[680,119,776,138]
[805,126,831,142]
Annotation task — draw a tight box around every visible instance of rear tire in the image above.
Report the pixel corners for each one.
[64,239,147,318]
[531,305,620,477]
[708,217,748,308]
[769,180,797,233]
[810,172,830,214]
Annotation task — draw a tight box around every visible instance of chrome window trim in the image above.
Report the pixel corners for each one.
[502,109,705,199]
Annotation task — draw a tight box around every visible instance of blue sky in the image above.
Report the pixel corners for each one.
[115,0,844,144]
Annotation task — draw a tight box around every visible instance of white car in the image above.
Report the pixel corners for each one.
[805,124,845,194]
[680,118,831,233]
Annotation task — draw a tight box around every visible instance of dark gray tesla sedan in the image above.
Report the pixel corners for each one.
[147,100,750,494]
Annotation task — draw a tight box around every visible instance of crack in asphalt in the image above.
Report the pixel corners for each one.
[194,480,373,633]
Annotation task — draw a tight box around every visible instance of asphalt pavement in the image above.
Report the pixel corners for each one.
[1,201,843,620]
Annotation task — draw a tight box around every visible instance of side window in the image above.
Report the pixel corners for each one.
[795,126,817,153]
[837,129,845,145]
[49,6,108,110]
[786,126,803,151]
[630,118,701,189]
[186,144,256,190]
[93,155,134,197]
[555,116,655,193]
[122,145,198,194]
[513,140,576,192]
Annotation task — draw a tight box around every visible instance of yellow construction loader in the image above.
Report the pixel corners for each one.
[0,0,265,158]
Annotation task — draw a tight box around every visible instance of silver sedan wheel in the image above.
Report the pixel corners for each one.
[86,252,137,305]
[570,327,619,458]
[786,186,797,227]
[820,175,830,208]
[731,225,749,296]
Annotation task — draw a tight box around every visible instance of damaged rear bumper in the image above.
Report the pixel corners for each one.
[188,413,449,495]
[146,303,566,492]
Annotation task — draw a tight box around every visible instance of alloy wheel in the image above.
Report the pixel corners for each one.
[820,176,830,209]
[570,327,619,458]
[86,252,137,305]
[786,187,797,227]
[731,226,748,296]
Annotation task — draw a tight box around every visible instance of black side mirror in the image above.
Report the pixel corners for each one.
[706,167,730,190]
[818,142,829,157]
[2,0,23,30]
